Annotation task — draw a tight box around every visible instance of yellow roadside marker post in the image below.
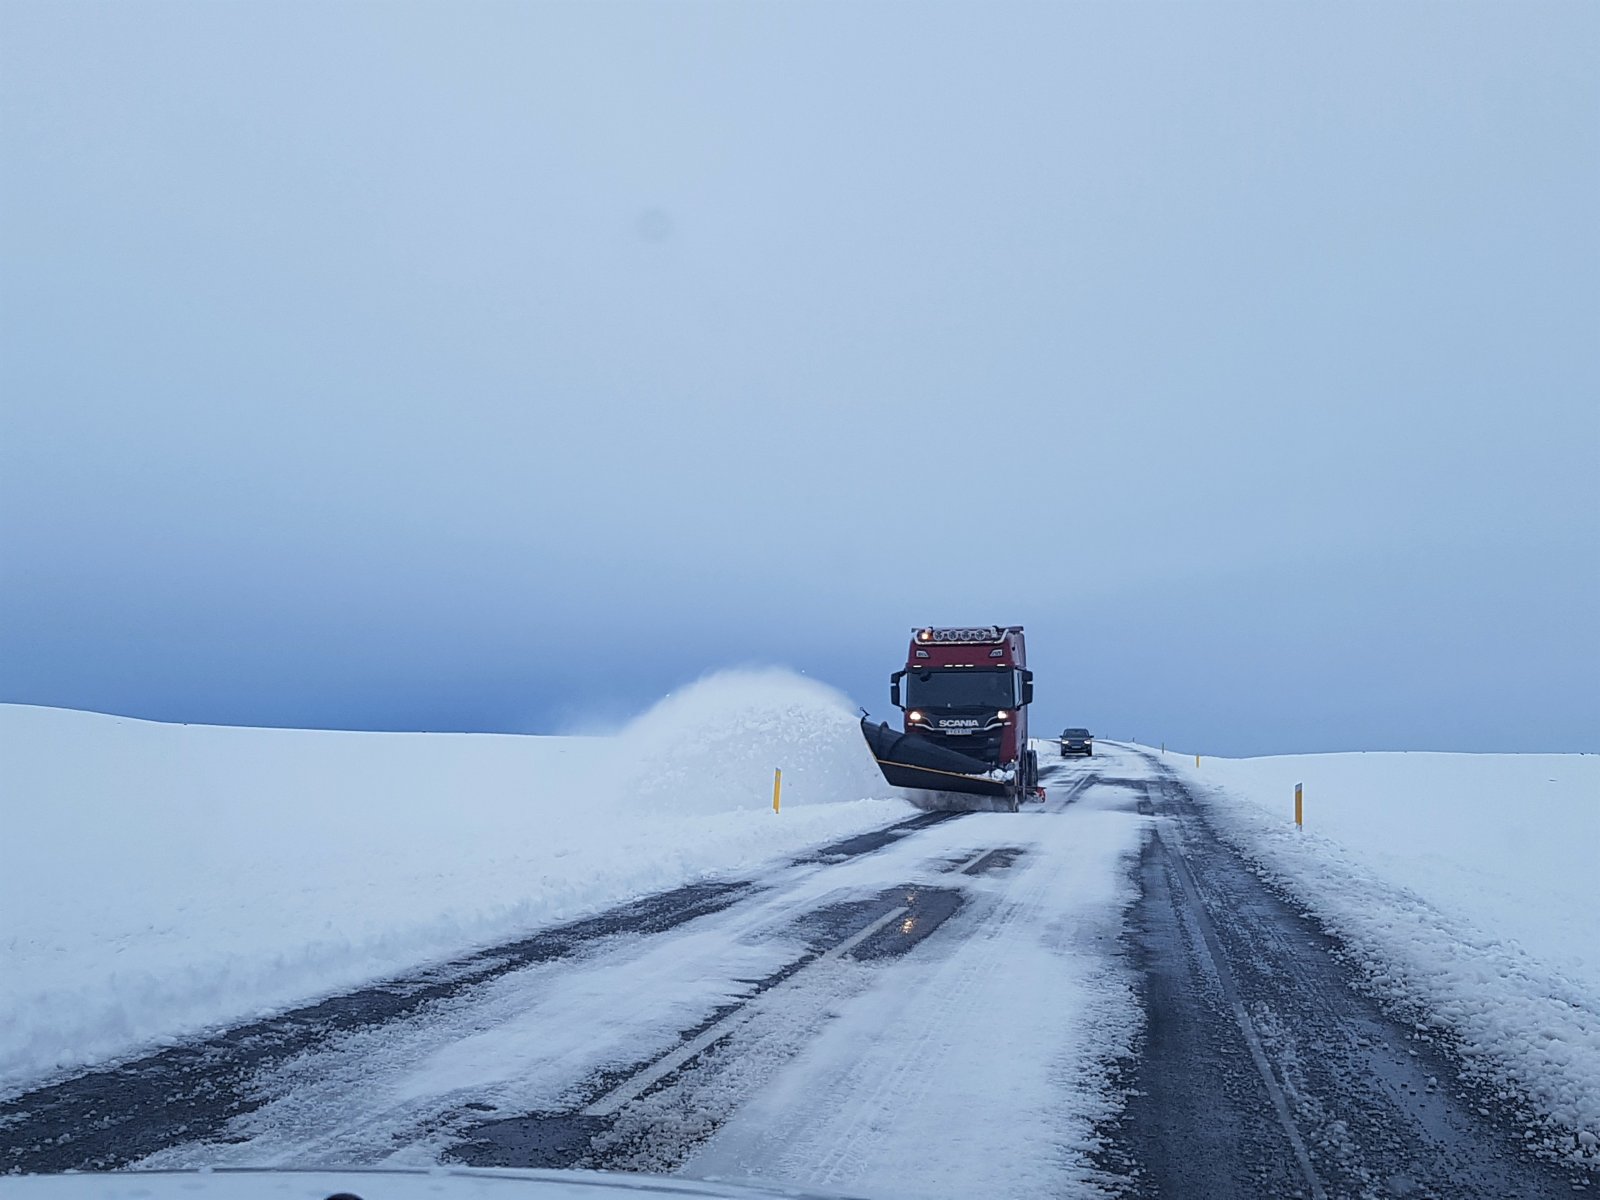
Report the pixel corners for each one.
[1295,782,1303,830]
[1196,754,1201,768]
[773,768,782,814]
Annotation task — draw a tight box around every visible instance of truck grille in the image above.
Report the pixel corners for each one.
[929,730,1004,764]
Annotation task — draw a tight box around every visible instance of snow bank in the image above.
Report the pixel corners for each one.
[0,672,910,1097]
[1168,748,1600,1166]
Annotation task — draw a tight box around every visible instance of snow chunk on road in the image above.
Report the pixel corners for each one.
[0,672,910,1098]
[1168,748,1600,1167]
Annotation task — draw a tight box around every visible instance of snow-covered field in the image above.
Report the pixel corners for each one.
[1166,746,1600,1165]
[0,671,911,1097]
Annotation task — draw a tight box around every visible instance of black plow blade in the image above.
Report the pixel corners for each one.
[859,717,1013,799]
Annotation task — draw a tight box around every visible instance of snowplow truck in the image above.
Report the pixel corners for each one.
[860,625,1039,812]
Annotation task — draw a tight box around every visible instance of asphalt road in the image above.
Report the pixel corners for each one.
[2,748,1592,1198]
[1102,752,1592,1199]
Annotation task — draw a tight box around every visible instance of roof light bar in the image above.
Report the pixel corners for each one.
[914,626,1005,644]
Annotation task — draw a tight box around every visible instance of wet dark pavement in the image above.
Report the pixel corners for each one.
[1104,758,1593,1199]
[791,809,960,864]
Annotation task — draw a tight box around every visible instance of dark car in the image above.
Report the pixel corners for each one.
[1060,728,1093,757]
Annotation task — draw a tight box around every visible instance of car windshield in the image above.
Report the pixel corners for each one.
[905,669,1018,710]
[1063,729,1091,737]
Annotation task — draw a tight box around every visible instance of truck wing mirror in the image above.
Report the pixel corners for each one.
[890,670,905,709]
[1021,669,1034,706]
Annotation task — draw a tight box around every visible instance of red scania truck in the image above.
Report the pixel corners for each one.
[859,625,1040,812]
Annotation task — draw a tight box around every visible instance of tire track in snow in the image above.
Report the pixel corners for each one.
[454,848,1004,1171]
[678,778,1149,1200]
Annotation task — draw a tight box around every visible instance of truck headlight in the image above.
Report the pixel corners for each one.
[908,710,924,722]
[996,710,1009,720]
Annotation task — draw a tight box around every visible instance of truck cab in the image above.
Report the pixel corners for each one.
[889,626,1037,797]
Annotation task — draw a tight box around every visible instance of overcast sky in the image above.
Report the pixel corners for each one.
[2,1,1596,755]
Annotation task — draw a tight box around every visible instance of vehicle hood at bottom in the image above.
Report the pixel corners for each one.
[0,1169,865,1200]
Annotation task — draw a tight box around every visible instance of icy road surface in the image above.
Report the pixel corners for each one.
[7,744,1594,1198]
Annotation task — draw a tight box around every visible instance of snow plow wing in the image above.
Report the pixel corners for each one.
[859,717,1013,798]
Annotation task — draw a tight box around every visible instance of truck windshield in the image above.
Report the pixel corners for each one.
[906,669,1018,710]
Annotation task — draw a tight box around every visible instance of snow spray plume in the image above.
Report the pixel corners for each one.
[614,668,898,814]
